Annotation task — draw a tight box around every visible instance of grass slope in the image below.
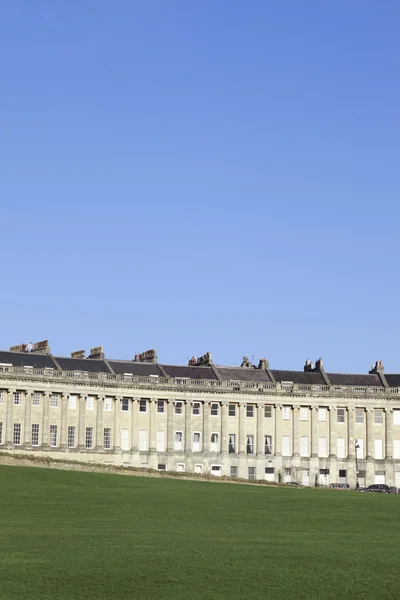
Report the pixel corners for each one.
[0,465,399,600]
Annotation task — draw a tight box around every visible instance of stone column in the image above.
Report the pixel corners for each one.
[96,396,104,449]
[78,394,86,449]
[42,392,50,447]
[131,398,138,451]
[203,401,210,453]
[239,403,246,455]
[347,407,355,459]
[293,406,300,456]
[60,393,68,448]
[329,407,337,457]
[24,391,32,445]
[6,388,15,444]
[167,400,174,452]
[185,400,192,454]
[221,402,228,455]
[257,403,264,455]
[274,404,282,456]
[366,408,374,458]
[149,399,157,452]
[385,408,393,459]
[113,397,121,450]
[311,407,318,457]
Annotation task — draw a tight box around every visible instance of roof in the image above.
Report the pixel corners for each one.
[54,357,111,373]
[382,374,400,388]
[216,366,273,383]
[108,361,164,377]
[327,373,383,387]
[0,350,55,369]
[271,370,326,385]
[161,365,217,380]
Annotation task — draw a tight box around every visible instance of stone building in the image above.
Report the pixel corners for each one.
[1,341,400,488]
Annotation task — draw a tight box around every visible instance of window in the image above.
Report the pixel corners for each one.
[13,423,21,445]
[318,407,327,422]
[319,437,327,458]
[211,403,219,416]
[337,437,345,458]
[337,409,345,423]
[265,467,274,474]
[248,467,256,481]
[174,401,182,415]
[68,426,75,448]
[246,435,254,455]
[176,463,185,472]
[210,432,219,451]
[264,435,272,455]
[230,466,237,478]
[139,399,147,413]
[356,409,365,424]
[282,435,290,456]
[121,398,129,412]
[87,396,95,411]
[32,393,41,406]
[192,432,201,452]
[49,425,57,447]
[14,392,22,405]
[104,397,112,412]
[174,431,183,451]
[229,404,236,417]
[103,428,111,449]
[393,410,400,426]
[393,440,400,459]
[68,395,77,410]
[300,436,309,457]
[228,434,236,454]
[0,422,2,444]
[156,430,165,452]
[282,406,291,420]
[121,429,129,451]
[85,427,93,449]
[50,394,59,408]
[264,405,272,419]
[0,391,4,404]
[158,464,166,471]
[157,400,165,413]
[300,407,309,421]
[339,469,347,478]
[246,405,254,418]
[375,409,383,425]
[374,438,383,459]
[31,424,39,446]
[139,430,147,451]
[192,402,200,416]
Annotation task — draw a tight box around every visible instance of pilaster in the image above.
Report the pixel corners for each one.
[95,395,104,449]
[24,391,32,446]
[385,408,393,459]
[311,406,318,457]
[257,403,264,456]
[239,403,246,455]
[274,404,282,456]
[329,407,337,458]
[292,406,300,456]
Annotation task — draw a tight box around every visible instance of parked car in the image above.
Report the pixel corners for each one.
[330,483,350,490]
[358,484,391,494]
[284,481,299,486]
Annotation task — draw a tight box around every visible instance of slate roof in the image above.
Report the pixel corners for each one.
[161,365,217,380]
[0,350,56,369]
[327,373,383,387]
[271,370,326,385]
[216,367,273,383]
[381,374,400,388]
[54,357,111,373]
[108,361,164,377]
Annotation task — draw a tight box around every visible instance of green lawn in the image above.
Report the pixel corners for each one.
[0,466,399,600]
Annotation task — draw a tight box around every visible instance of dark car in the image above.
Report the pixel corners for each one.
[358,484,391,494]
[330,483,350,490]
[284,481,299,486]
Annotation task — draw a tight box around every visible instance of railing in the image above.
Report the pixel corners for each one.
[0,364,399,398]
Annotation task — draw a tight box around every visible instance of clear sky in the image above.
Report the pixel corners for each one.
[1,1,399,372]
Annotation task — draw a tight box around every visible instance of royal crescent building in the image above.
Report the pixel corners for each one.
[1,341,400,489]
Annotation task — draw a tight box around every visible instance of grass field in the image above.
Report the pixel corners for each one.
[0,466,399,600]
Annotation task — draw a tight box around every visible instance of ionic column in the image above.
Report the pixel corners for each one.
[78,394,87,449]
[131,399,138,451]
[311,407,318,457]
[347,407,355,458]
[221,402,228,455]
[95,396,104,448]
[24,391,32,445]
[185,400,192,454]
[366,408,374,458]
[167,400,174,452]
[329,407,337,457]
[6,388,15,444]
[203,401,210,453]
[239,403,246,455]
[293,406,300,456]
[257,403,264,455]
[113,397,121,450]
[385,408,393,459]
[149,399,157,452]
[60,393,68,447]
[42,392,50,447]
[274,404,282,456]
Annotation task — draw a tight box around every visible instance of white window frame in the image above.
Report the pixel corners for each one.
[248,467,256,481]
[174,430,183,451]
[210,432,219,452]
[393,410,400,426]
[85,427,93,449]
[282,406,291,420]
[282,435,291,457]
[228,433,236,454]
[192,402,201,416]
[230,465,237,478]
[14,392,22,405]
[103,427,111,449]
[337,408,345,423]
[264,405,272,419]
[374,409,383,425]
[374,438,383,460]
[300,436,309,457]
[87,396,95,411]
[0,422,3,444]
[319,437,327,458]
[356,408,365,424]
[31,423,39,446]
[0,391,4,404]
[264,435,272,455]
[211,403,219,416]
[228,404,236,417]
[49,424,58,447]
[157,400,165,414]
[156,430,165,452]
[174,401,183,415]
[192,431,201,452]
[50,394,59,408]
[68,395,77,410]
[139,399,147,413]
[68,426,76,448]
[32,392,41,406]
[104,397,112,412]
[337,437,346,459]
[246,405,254,418]
[246,434,254,455]
[393,439,400,459]
[300,407,309,421]
[13,423,21,445]
[121,398,129,412]
[318,407,327,422]
[139,429,147,452]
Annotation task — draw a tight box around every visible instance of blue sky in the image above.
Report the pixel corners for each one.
[1,1,399,372]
